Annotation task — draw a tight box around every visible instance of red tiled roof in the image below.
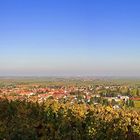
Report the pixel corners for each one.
[130,97,140,101]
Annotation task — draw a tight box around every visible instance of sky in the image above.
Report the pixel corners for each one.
[0,0,140,76]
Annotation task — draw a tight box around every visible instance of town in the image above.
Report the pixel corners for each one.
[0,78,140,109]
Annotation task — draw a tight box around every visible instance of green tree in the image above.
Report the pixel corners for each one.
[129,100,135,107]
[111,99,117,106]
[103,99,109,106]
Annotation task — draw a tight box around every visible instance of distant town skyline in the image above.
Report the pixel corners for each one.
[0,0,140,76]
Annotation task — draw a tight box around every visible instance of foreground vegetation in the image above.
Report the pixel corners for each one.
[0,99,140,140]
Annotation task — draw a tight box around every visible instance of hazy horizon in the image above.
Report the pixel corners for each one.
[0,0,140,76]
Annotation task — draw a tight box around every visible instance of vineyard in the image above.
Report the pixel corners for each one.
[0,99,139,140]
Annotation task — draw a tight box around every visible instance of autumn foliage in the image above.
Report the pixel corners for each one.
[0,99,139,140]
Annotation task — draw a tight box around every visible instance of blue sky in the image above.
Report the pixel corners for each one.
[0,0,140,76]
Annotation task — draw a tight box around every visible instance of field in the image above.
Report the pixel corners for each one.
[1,76,140,86]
